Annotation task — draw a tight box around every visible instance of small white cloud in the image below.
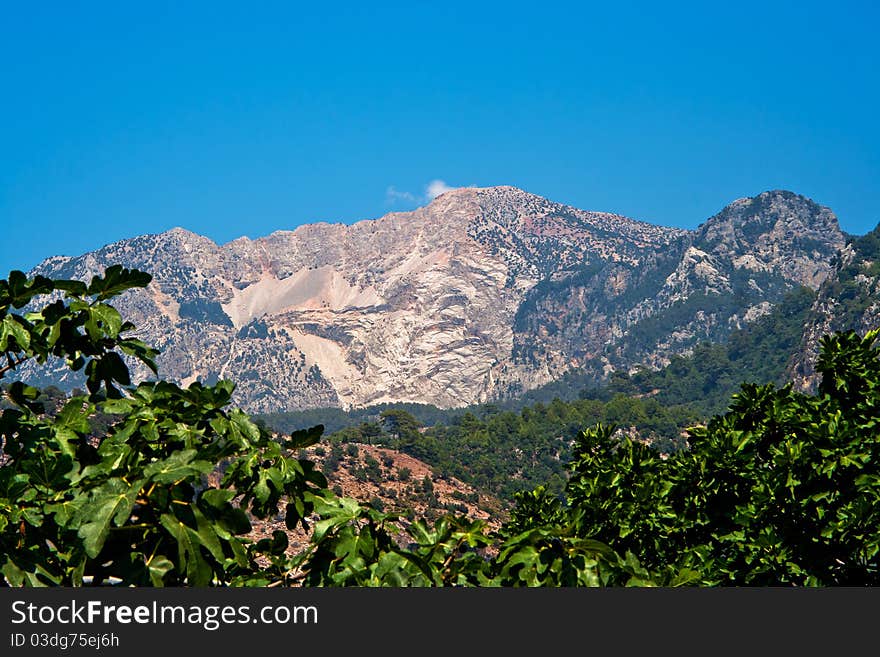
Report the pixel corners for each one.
[385,186,418,205]
[425,179,455,200]
[385,179,459,207]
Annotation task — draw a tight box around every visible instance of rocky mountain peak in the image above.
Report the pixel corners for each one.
[703,190,840,233]
[694,190,846,289]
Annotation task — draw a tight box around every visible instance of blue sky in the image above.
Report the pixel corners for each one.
[1,1,878,275]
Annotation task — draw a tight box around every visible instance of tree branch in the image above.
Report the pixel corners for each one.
[0,351,30,379]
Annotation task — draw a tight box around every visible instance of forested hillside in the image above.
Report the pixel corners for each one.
[259,285,817,501]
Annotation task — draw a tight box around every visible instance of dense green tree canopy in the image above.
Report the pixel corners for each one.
[544,329,880,585]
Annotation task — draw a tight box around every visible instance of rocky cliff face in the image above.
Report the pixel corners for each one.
[25,187,846,412]
[509,190,846,384]
[788,226,880,391]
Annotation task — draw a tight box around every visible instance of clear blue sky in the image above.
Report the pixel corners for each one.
[2,1,878,275]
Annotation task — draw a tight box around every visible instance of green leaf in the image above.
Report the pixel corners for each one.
[255,530,289,556]
[160,513,214,586]
[219,506,252,536]
[199,488,235,508]
[199,490,251,535]
[55,398,92,434]
[86,265,152,301]
[4,271,54,308]
[90,303,123,338]
[147,555,174,587]
[53,279,87,296]
[117,338,159,374]
[143,450,212,484]
[228,410,261,446]
[192,506,226,563]
[44,498,85,527]
[285,424,324,450]
[74,478,145,558]
[5,382,42,412]
[0,316,31,352]
[254,472,272,505]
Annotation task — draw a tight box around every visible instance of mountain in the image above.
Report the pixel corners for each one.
[788,224,880,390]
[25,187,846,412]
[511,190,845,384]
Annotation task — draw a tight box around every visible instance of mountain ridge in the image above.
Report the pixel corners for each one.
[24,186,846,413]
